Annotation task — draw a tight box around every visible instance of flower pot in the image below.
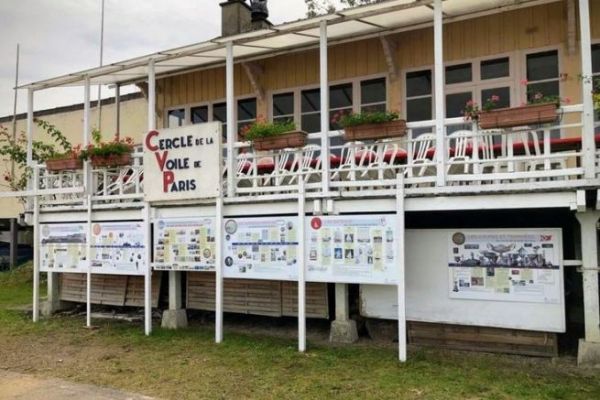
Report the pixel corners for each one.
[478,103,558,129]
[90,153,132,168]
[45,158,83,172]
[252,130,307,151]
[343,119,407,141]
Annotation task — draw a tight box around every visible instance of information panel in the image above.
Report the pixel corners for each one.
[90,222,146,276]
[305,215,398,284]
[40,223,87,273]
[153,217,216,271]
[223,217,299,280]
[448,230,562,304]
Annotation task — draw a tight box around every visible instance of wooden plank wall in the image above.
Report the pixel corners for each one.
[60,273,161,307]
[187,272,329,319]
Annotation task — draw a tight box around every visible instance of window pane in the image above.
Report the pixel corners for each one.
[237,98,256,121]
[273,93,294,117]
[330,84,353,109]
[191,106,208,124]
[301,89,320,112]
[301,113,321,134]
[330,108,352,131]
[274,116,294,124]
[527,50,558,81]
[481,57,510,80]
[406,97,432,122]
[446,92,472,118]
[445,63,472,84]
[361,103,386,113]
[527,81,559,102]
[361,78,386,105]
[481,87,511,109]
[406,70,432,97]
[213,103,227,123]
[593,44,600,74]
[168,109,185,128]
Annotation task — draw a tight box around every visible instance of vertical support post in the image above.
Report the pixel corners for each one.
[26,89,34,167]
[83,75,92,328]
[115,84,121,140]
[578,0,596,179]
[148,59,156,131]
[9,218,18,269]
[32,170,40,323]
[86,194,92,328]
[298,179,306,352]
[83,75,91,192]
[226,42,235,198]
[396,173,406,362]
[433,0,446,187]
[319,21,331,195]
[576,212,600,343]
[144,204,152,336]
[215,194,224,343]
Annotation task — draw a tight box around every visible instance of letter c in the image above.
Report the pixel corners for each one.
[145,130,159,151]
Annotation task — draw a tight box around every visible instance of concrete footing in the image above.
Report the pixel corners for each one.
[329,319,358,343]
[161,309,188,329]
[41,300,72,317]
[577,339,600,367]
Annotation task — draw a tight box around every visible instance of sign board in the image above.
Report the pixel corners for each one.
[223,217,299,280]
[143,123,222,202]
[305,215,398,284]
[448,230,562,304]
[40,224,87,273]
[90,222,147,276]
[153,217,216,271]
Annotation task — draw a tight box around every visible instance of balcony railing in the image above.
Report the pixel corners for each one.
[32,104,600,211]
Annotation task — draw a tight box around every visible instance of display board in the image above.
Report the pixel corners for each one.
[305,215,398,284]
[223,217,299,281]
[40,223,87,273]
[153,217,216,271]
[90,222,146,276]
[143,122,222,202]
[448,230,561,304]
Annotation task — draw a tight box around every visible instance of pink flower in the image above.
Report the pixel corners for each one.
[563,97,571,104]
[534,92,543,100]
[466,100,474,107]
[520,79,529,86]
[491,95,500,102]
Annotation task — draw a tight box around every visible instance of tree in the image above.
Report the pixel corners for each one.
[305,0,380,17]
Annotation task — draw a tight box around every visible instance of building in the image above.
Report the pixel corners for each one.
[8,0,600,364]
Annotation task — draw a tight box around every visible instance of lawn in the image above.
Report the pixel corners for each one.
[0,264,599,400]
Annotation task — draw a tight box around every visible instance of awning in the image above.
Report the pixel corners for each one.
[19,0,556,90]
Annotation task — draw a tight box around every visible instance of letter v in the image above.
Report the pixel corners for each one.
[155,151,168,171]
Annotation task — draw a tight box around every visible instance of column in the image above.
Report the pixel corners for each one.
[319,21,330,195]
[578,0,596,179]
[161,271,188,329]
[433,0,446,187]
[330,283,358,343]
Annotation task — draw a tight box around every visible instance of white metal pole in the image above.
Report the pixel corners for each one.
[86,194,92,328]
[433,0,446,187]
[115,85,121,140]
[26,89,34,167]
[32,169,40,322]
[319,21,330,195]
[215,195,224,343]
[298,179,306,352]
[396,173,406,362]
[148,59,156,131]
[97,0,105,131]
[144,204,153,335]
[83,75,92,328]
[226,42,235,198]
[579,0,595,179]
[11,44,19,178]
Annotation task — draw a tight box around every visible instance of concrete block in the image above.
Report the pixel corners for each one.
[41,300,73,317]
[330,319,358,344]
[161,309,188,329]
[577,339,600,367]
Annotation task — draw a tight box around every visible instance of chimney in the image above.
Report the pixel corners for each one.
[220,0,252,37]
[250,0,272,31]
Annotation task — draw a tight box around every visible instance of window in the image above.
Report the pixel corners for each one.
[167,109,185,128]
[481,57,510,80]
[273,93,294,124]
[301,88,321,134]
[329,83,353,130]
[360,78,386,112]
[445,63,472,84]
[191,106,208,124]
[526,50,559,103]
[237,98,257,134]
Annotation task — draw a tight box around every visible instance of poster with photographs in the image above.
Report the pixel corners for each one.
[305,215,398,285]
[153,217,216,271]
[40,224,88,273]
[89,222,146,275]
[448,229,562,304]
[223,217,299,281]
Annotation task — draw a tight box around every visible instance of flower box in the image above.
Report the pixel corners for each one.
[45,158,83,172]
[343,119,407,141]
[252,130,307,151]
[90,153,132,168]
[478,103,558,129]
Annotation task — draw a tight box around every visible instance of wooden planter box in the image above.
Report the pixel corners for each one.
[252,130,307,151]
[479,103,558,129]
[343,119,407,141]
[46,158,83,172]
[90,153,132,168]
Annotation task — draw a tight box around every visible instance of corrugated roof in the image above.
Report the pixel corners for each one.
[19,0,556,90]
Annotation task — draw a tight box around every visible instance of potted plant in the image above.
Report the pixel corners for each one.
[46,145,83,172]
[79,130,135,167]
[241,118,306,151]
[336,111,406,141]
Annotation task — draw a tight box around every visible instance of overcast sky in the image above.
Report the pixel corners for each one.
[0,0,347,117]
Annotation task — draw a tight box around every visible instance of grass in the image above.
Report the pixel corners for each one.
[0,264,599,399]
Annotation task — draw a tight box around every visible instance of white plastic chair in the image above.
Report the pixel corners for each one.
[361,139,404,181]
[519,130,568,180]
[447,130,472,176]
[410,133,437,178]
[331,141,364,182]
[288,144,321,186]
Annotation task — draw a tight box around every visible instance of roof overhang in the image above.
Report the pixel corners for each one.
[19,0,560,91]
